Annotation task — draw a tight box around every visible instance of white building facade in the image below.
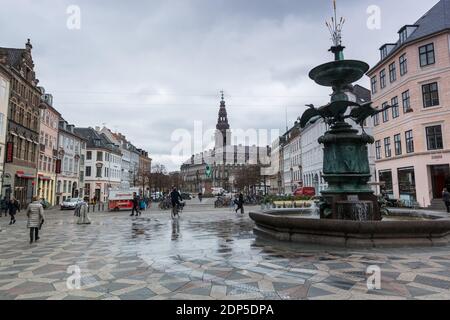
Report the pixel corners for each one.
[75,127,122,203]
[56,120,87,204]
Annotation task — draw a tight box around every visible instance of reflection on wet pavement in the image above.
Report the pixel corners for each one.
[1,203,450,300]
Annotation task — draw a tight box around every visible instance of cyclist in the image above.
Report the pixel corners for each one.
[170,187,183,218]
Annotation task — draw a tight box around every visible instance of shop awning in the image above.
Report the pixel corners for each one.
[16,171,36,179]
[38,174,52,181]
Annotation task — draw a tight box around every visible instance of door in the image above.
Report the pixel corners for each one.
[431,165,450,199]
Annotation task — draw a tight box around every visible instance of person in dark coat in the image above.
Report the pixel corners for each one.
[130,192,141,217]
[442,188,450,213]
[235,193,245,214]
[8,197,20,225]
[0,197,8,217]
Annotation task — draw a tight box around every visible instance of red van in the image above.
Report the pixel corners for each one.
[293,187,316,197]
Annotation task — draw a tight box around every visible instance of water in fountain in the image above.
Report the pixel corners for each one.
[310,201,320,218]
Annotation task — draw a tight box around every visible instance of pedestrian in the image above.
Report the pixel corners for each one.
[76,200,91,225]
[26,196,45,244]
[8,196,20,225]
[130,192,141,217]
[198,192,203,203]
[442,188,450,213]
[0,197,7,217]
[235,193,245,214]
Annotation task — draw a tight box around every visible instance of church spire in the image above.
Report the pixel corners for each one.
[216,91,230,131]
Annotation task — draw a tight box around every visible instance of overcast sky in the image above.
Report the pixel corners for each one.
[0,0,439,170]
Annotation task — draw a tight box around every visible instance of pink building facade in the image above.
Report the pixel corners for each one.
[367,0,450,208]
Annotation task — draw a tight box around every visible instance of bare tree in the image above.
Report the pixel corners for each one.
[234,165,262,194]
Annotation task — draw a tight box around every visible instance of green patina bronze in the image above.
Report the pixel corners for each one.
[298,9,391,221]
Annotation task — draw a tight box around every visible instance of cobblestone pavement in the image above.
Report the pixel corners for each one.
[1,200,450,300]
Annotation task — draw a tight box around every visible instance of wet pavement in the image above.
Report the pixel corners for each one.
[1,199,450,300]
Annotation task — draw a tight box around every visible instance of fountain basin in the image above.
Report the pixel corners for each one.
[309,60,369,87]
[249,210,450,248]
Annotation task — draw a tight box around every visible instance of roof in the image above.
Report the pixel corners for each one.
[0,47,25,69]
[368,0,450,73]
[351,85,371,104]
[74,127,122,155]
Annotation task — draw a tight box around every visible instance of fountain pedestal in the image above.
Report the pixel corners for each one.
[318,121,381,221]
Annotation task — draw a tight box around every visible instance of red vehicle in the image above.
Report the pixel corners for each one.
[108,188,139,211]
[293,187,316,197]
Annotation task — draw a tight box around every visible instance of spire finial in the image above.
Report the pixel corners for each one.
[220,90,224,102]
[325,0,345,47]
[326,0,345,60]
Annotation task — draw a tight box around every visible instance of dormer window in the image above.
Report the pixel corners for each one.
[379,44,396,60]
[398,25,418,44]
[381,47,388,60]
[399,29,408,43]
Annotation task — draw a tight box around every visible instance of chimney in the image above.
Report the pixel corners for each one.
[25,39,33,51]
[95,126,100,132]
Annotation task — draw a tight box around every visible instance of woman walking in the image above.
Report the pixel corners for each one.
[8,197,20,225]
[76,200,91,225]
[26,196,45,244]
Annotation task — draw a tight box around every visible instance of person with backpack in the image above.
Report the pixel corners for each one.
[8,196,20,225]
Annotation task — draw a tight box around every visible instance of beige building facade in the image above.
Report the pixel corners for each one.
[368,0,450,208]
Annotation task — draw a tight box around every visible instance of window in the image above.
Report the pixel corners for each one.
[426,125,443,150]
[375,140,381,160]
[399,54,408,76]
[391,97,399,118]
[422,82,439,108]
[379,170,393,195]
[399,29,408,43]
[394,134,402,156]
[0,79,6,99]
[96,166,102,178]
[402,90,411,113]
[405,130,414,153]
[389,62,396,83]
[419,43,435,67]
[380,70,386,89]
[96,151,103,161]
[371,76,377,94]
[382,102,389,122]
[381,46,388,60]
[398,167,416,201]
[86,151,92,160]
[384,137,391,158]
[86,166,91,177]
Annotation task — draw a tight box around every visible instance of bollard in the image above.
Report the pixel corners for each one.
[92,204,95,212]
